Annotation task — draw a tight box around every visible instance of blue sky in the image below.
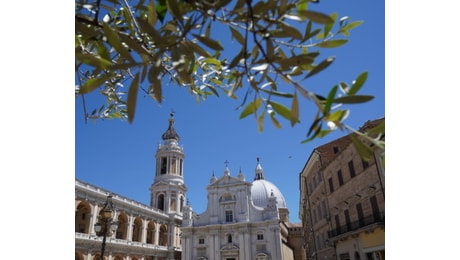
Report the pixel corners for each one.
[4,0,460,258]
[75,0,385,222]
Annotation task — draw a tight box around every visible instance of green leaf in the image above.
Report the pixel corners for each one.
[327,109,348,122]
[229,49,245,69]
[298,10,334,24]
[214,0,232,9]
[75,53,112,70]
[348,71,368,95]
[323,12,338,39]
[127,74,140,123]
[269,112,282,129]
[302,25,321,43]
[260,89,294,98]
[146,0,157,26]
[230,27,245,45]
[278,54,315,68]
[183,41,210,58]
[306,115,322,138]
[150,77,162,103]
[324,85,338,114]
[350,134,374,161]
[257,111,265,132]
[268,101,291,121]
[240,98,262,119]
[279,22,303,40]
[290,93,299,126]
[156,0,167,22]
[333,95,374,104]
[366,121,385,136]
[137,18,163,45]
[117,33,151,57]
[316,39,348,48]
[79,74,109,94]
[193,34,224,51]
[340,20,363,34]
[101,23,135,63]
[305,56,335,79]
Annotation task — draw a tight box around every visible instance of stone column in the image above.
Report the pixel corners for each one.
[166,192,171,213]
[154,223,160,245]
[127,215,134,241]
[90,203,99,235]
[141,219,147,243]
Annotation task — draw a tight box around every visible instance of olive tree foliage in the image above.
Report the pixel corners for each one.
[75,0,384,161]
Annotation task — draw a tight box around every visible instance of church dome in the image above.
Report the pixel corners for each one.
[250,158,287,209]
[251,179,287,208]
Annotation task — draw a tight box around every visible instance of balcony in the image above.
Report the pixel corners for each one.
[328,212,384,238]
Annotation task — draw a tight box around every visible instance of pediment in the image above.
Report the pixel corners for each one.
[209,175,247,187]
[220,243,239,254]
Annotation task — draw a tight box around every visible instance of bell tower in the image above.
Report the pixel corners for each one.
[150,113,187,215]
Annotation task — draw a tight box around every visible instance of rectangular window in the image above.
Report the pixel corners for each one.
[322,200,327,219]
[160,157,167,174]
[335,215,341,234]
[225,210,233,222]
[356,203,365,227]
[344,209,351,231]
[170,157,177,174]
[348,160,356,178]
[257,233,264,240]
[333,146,339,154]
[337,170,344,186]
[198,238,204,244]
[328,177,334,192]
[370,195,381,221]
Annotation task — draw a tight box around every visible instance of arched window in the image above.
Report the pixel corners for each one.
[256,253,268,260]
[147,221,156,244]
[132,217,142,242]
[158,194,165,211]
[75,252,84,260]
[75,202,91,234]
[159,225,168,246]
[257,232,264,241]
[116,214,128,239]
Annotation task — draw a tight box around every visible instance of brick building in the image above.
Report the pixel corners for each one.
[299,118,385,260]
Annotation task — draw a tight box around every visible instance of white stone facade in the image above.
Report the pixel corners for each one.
[181,163,298,260]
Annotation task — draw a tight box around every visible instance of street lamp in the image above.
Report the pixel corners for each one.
[94,195,118,260]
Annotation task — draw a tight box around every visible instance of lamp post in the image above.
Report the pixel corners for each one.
[94,195,118,260]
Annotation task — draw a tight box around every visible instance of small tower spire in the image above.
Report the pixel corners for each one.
[224,160,230,176]
[254,157,265,180]
[162,112,180,141]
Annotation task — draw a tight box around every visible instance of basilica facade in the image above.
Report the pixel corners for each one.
[181,159,305,260]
